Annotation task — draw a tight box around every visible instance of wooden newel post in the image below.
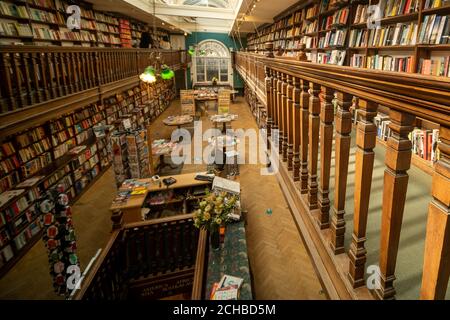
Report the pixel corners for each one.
[376,109,415,300]
[317,86,334,229]
[347,99,377,280]
[420,126,450,300]
[308,82,320,210]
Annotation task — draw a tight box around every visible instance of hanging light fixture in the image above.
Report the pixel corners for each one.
[140,66,157,83]
[160,64,175,80]
[139,0,174,83]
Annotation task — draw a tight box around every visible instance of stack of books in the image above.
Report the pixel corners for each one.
[210,275,244,300]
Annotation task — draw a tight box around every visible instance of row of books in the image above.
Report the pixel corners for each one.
[366,54,414,72]
[317,50,346,65]
[353,4,368,24]
[368,22,418,47]
[410,128,440,162]
[321,7,349,30]
[0,22,33,37]
[424,0,450,9]
[0,2,29,19]
[348,28,367,48]
[418,56,450,77]
[419,15,450,44]
[318,29,347,48]
[378,0,420,18]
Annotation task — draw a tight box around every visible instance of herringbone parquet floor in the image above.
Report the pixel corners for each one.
[0,97,325,300]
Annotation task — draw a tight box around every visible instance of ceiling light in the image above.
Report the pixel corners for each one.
[184,32,188,36]
[253,4,256,8]
[162,22,165,25]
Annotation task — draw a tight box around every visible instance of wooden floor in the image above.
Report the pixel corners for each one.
[0,97,325,299]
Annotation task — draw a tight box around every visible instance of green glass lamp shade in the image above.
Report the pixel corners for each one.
[188,48,195,56]
[140,66,156,83]
[161,66,175,80]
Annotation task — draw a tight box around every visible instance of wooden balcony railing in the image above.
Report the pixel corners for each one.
[234,51,450,300]
[0,47,188,122]
[74,214,200,300]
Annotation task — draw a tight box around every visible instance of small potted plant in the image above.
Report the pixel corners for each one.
[211,76,218,86]
[193,189,238,250]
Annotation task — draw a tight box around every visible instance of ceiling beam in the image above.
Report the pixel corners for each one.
[154,4,235,19]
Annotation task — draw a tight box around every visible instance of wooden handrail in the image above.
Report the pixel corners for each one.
[234,53,450,125]
[235,51,450,300]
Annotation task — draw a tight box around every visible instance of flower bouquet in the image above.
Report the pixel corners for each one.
[194,189,238,250]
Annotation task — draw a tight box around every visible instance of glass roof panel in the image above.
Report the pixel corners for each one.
[157,0,233,9]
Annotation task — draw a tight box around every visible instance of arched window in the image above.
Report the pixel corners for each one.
[193,40,232,85]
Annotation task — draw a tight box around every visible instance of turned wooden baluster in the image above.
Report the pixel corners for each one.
[72,52,80,92]
[80,52,88,90]
[292,76,301,182]
[265,66,273,140]
[420,126,450,300]
[330,92,353,254]
[271,69,278,136]
[346,99,377,283]
[299,79,309,194]
[52,52,62,98]
[0,53,15,111]
[308,82,320,210]
[21,53,33,106]
[277,72,284,156]
[12,53,25,108]
[376,109,416,300]
[57,53,68,96]
[282,73,289,162]
[286,74,294,171]
[317,86,334,229]
[273,71,280,149]
[64,53,74,94]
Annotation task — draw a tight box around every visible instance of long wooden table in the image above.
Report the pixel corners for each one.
[110,172,212,224]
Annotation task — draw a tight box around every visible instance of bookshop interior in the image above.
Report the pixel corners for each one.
[0,0,449,302]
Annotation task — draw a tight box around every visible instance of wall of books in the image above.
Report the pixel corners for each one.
[0,78,175,276]
[246,0,450,77]
[0,0,170,47]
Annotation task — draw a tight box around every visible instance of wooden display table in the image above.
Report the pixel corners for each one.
[163,115,194,129]
[110,172,212,224]
[210,114,238,133]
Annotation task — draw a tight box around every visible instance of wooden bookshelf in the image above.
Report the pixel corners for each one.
[0,77,175,276]
[246,0,450,77]
[0,0,170,47]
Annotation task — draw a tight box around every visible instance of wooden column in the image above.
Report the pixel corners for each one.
[420,126,450,300]
[376,109,415,300]
[286,74,294,171]
[265,66,273,140]
[317,87,334,229]
[299,79,309,194]
[308,83,320,210]
[346,99,377,281]
[292,76,301,182]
